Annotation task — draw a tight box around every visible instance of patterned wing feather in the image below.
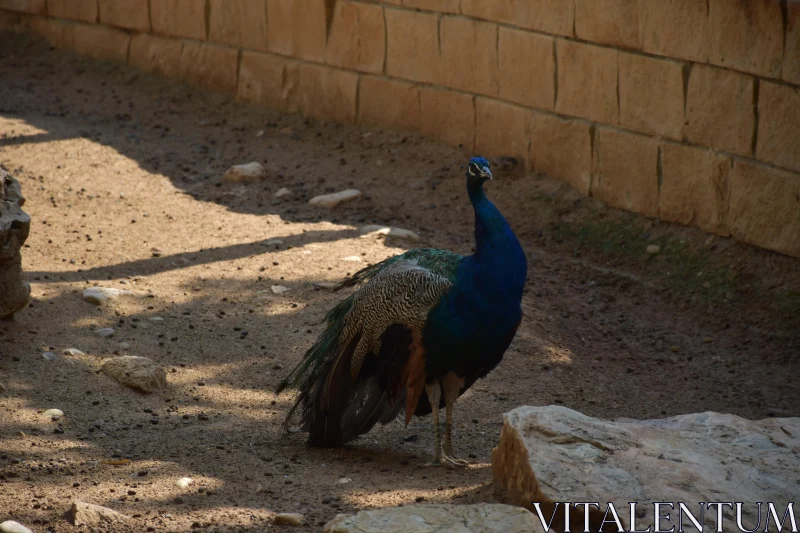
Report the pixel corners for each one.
[277,249,463,447]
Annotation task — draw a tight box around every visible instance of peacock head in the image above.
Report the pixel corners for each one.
[466,157,492,186]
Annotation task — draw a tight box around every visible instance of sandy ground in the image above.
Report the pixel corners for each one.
[0,35,798,532]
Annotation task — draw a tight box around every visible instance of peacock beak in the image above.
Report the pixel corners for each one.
[481,166,493,180]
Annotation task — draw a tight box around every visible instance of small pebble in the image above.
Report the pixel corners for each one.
[95,328,116,338]
[646,244,661,255]
[342,256,362,262]
[308,189,361,208]
[271,285,290,295]
[176,477,193,489]
[63,348,85,356]
[149,317,164,323]
[42,351,57,361]
[118,342,132,349]
[335,477,352,485]
[43,408,64,419]
[273,513,304,526]
[274,187,291,198]
[0,521,33,533]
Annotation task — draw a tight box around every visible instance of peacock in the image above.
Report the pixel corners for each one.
[276,157,527,467]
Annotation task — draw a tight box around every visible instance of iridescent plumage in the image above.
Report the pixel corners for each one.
[277,157,527,465]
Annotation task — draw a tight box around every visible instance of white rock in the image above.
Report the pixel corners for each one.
[492,406,800,532]
[43,408,64,419]
[42,351,57,361]
[63,348,85,356]
[148,316,164,323]
[359,225,420,241]
[68,500,130,526]
[102,356,167,393]
[308,189,361,208]
[335,477,351,485]
[83,287,131,305]
[176,477,193,489]
[646,244,661,254]
[271,285,290,295]
[274,513,304,526]
[274,187,292,198]
[342,256,362,262]
[95,328,116,338]
[222,162,267,183]
[323,505,542,533]
[0,521,33,533]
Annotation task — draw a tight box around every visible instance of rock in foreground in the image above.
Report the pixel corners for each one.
[0,167,31,319]
[102,356,167,393]
[68,500,130,526]
[324,504,542,533]
[492,406,800,532]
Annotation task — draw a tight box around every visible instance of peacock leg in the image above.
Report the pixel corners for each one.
[442,373,468,466]
[423,383,443,466]
[424,381,464,469]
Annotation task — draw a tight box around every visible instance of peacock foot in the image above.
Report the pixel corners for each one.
[425,454,469,469]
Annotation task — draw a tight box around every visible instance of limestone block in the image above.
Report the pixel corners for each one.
[324,504,544,533]
[707,0,783,77]
[179,42,239,93]
[385,8,440,85]
[129,33,183,79]
[325,0,385,74]
[0,0,44,14]
[728,160,800,258]
[0,168,31,319]
[529,113,592,195]
[638,0,709,62]
[575,0,640,49]
[686,64,754,157]
[492,406,800,532]
[47,0,97,22]
[755,81,800,172]
[98,0,149,31]
[619,52,684,139]
[439,16,498,96]
[784,2,800,84]
[556,40,618,125]
[209,0,268,51]
[475,98,530,164]
[659,143,732,236]
[357,77,420,131]
[498,28,554,110]
[592,128,659,218]
[72,23,130,63]
[419,87,475,151]
[150,0,206,40]
[267,0,329,62]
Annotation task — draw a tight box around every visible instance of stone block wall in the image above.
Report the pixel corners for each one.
[1,0,798,257]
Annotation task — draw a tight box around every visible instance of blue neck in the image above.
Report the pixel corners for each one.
[467,180,527,294]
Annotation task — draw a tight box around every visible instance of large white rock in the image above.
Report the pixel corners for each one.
[222,162,267,183]
[101,356,167,393]
[492,406,800,532]
[324,504,542,533]
[308,189,361,208]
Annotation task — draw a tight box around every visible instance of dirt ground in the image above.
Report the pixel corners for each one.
[0,35,798,532]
